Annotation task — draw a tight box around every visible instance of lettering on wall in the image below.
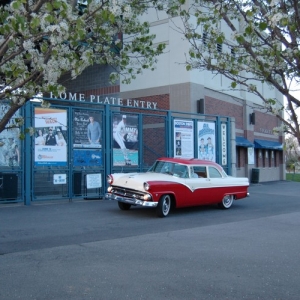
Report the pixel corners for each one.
[221,123,227,166]
[259,128,273,135]
[50,92,158,110]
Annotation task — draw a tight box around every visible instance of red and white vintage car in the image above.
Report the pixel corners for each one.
[105,157,249,217]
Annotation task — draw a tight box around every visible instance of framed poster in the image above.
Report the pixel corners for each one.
[34,107,67,166]
[73,110,102,148]
[112,114,138,166]
[197,122,216,162]
[174,119,194,158]
[72,110,102,167]
[0,103,21,167]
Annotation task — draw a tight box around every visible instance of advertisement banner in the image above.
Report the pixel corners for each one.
[221,123,227,165]
[73,110,102,149]
[34,107,67,166]
[113,114,138,166]
[72,109,102,167]
[174,119,194,158]
[197,121,216,162]
[0,103,21,167]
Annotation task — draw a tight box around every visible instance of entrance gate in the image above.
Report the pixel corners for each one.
[0,98,232,204]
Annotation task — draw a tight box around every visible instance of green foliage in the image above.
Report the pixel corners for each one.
[178,0,300,147]
[286,173,300,182]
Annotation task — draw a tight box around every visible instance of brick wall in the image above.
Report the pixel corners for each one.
[60,64,118,93]
[254,110,280,133]
[205,96,244,129]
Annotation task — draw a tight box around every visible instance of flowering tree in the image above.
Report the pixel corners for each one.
[174,0,300,146]
[285,135,300,172]
[0,0,168,134]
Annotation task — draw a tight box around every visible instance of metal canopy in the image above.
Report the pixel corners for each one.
[254,139,283,150]
[236,136,253,147]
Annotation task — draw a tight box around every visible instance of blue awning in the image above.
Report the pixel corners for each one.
[254,139,283,150]
[236,137,253,147]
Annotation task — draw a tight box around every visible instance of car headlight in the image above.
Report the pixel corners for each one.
[143,182,150,191]
[107,186,113,192]
[143,194,151,201]
[107,175,113,184]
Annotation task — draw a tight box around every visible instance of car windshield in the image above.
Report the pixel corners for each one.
[148,161,188,178]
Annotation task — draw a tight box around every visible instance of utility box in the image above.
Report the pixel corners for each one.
[0,173,18,200]
[251,168,260,184]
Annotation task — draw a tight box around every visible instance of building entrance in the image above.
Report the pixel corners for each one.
[0,98,231,204]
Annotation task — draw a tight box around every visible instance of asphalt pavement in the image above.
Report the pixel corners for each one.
[0,180,300,300]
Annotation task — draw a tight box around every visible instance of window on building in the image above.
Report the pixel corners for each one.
[255,149,262,167]
[265,150,269,167]
[271,150,274,167]
[231,47,235,58]
[274,151,277,167]
[236,147,240,168]
[217,43,222,53]
[78,0,87,14]
[267,150,271,167]
[262,150,266,168]
[202,32,208,46]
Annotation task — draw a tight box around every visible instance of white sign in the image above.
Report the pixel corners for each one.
[248,147,255,165]
[174,119,194,158]
[53,174,67,184]
[86,173,102,189]
[221,124,227,165]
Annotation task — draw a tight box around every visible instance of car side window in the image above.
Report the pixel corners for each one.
[193,166,207,178]
[208,167,222,178]
[173,164,188,178]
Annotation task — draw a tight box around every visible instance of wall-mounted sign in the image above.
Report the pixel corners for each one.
[53,174,67,184]
[221,123,227,165]
[112,114,139,166]
[50,92,158,110]
[197,121,216,162]
[174,119,194,158]
[86,173,102,189]
[248,147,255,164]
[34,107,67,166]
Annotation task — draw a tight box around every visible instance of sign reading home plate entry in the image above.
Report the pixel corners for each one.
[86,173,102,189]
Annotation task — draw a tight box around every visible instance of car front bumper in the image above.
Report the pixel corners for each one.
[105,193,158,207]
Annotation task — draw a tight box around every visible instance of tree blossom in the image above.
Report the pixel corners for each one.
[175,0,300,146]
[0,0,169,133]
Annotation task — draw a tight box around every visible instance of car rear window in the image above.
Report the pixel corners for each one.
[193,166,207,178]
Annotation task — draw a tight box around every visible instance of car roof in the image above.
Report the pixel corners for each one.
[157,157,222,168]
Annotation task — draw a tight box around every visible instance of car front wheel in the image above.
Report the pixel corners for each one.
[118,202,131,210]
[218,195,234,209]
[157,194,171,218]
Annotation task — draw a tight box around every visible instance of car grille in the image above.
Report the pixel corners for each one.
[112,186,147,200]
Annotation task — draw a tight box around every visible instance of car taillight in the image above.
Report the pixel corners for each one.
[107,175,113,184]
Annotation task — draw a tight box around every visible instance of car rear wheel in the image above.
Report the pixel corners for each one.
[218,195,234,209]
[157,194,171,218]
[118,202,131,210]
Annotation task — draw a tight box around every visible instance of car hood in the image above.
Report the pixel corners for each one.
[111,172,180,191]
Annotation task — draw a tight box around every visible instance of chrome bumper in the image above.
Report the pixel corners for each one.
[105,193,158,207]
